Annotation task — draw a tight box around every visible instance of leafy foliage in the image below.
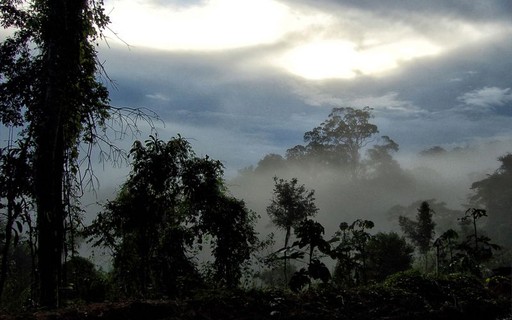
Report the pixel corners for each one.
[399,201,435,271]
[365,232,414,282]
[0,142,34,301]
[63,256,107,303]
[470,154,512,246]
[85,136,257,297]
[0,241,33,311]
[266,177,318,285]
[287,219,331,292]
[304,107,378,166]
[455,208,501,276]
[332,219,374,286]
[1,0,113,307]
[286,107,378,175]
[399,201,435,255]
[383,271,508,319]
[200,195,258,288]
[288,268,311,292]
[433,228,459,273]
[363,135,401,178]
[267,177,318,234]
[431,208,502,277]
[293,220,330,259]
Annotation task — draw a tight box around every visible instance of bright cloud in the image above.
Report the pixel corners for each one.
[458,87,512,108]
[277,38,441,80]
[103,0,512,81]
[105,0,304,50]
[278,40,359,80]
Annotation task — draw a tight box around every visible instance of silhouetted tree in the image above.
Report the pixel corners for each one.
[255,154,286,174]
[249,107,400,182]
[389,199,461,234]
[332,219,374,286]
[0,143,32,302]
[399,201,435,272]
[433,229,459,274]
[293,219,330,265]
[63,256,106,303]
[86,137,200,296]
[366,232,414,282]
[455,208,501,276]
[1,0,113,307]
[267,177,318,284]
[288,219,331,291]
[364,135,400,178]
[470,153,512,246]
[200,195,258,288]
[301,107,378,175]
[285,145,308,163]
[86,136,257,296]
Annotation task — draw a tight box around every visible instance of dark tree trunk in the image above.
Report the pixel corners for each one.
[0,192,15,301]
[35,0,85,308]
[283,226,291,285]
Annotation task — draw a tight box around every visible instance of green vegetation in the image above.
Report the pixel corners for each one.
[0,1,510,317]
[266,177,318,285]
[84,136,258,297]
[470,154,512,247]
[0,103,510,318]
[399,201,436,271]
[0,107,510,318]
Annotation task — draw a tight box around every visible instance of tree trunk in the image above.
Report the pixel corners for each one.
[35,52,66,307]
[35,0,85,308]
[0,193,15,301]
[283,226,291,285]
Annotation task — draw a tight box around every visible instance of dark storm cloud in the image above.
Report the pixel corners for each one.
[97,43,328,171]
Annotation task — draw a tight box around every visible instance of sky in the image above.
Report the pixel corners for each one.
[94,0,512,182]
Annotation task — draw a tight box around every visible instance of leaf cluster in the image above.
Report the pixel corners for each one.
[399,201,435,255]
[85,136,258,296]
[266,177,318,232]
[434,208,501,276]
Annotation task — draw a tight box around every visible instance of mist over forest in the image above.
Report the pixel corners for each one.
[227,115,512,248]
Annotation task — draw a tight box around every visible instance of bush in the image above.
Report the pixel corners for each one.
[384,270,445,308]
[486,275,511,299]
[63,256,107,303]
[384,270,510,319]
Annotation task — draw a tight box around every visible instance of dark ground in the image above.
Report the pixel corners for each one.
[1,273,510,320]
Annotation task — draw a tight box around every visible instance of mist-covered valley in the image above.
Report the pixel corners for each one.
[228,126,512,250]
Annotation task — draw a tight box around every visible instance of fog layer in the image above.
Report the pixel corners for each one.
[228,139,512,244]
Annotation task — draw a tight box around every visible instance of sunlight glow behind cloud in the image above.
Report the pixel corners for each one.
[279,40,359,79]
[103,0,508,80]
[106,0,294,50]
[277,38,441,80]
